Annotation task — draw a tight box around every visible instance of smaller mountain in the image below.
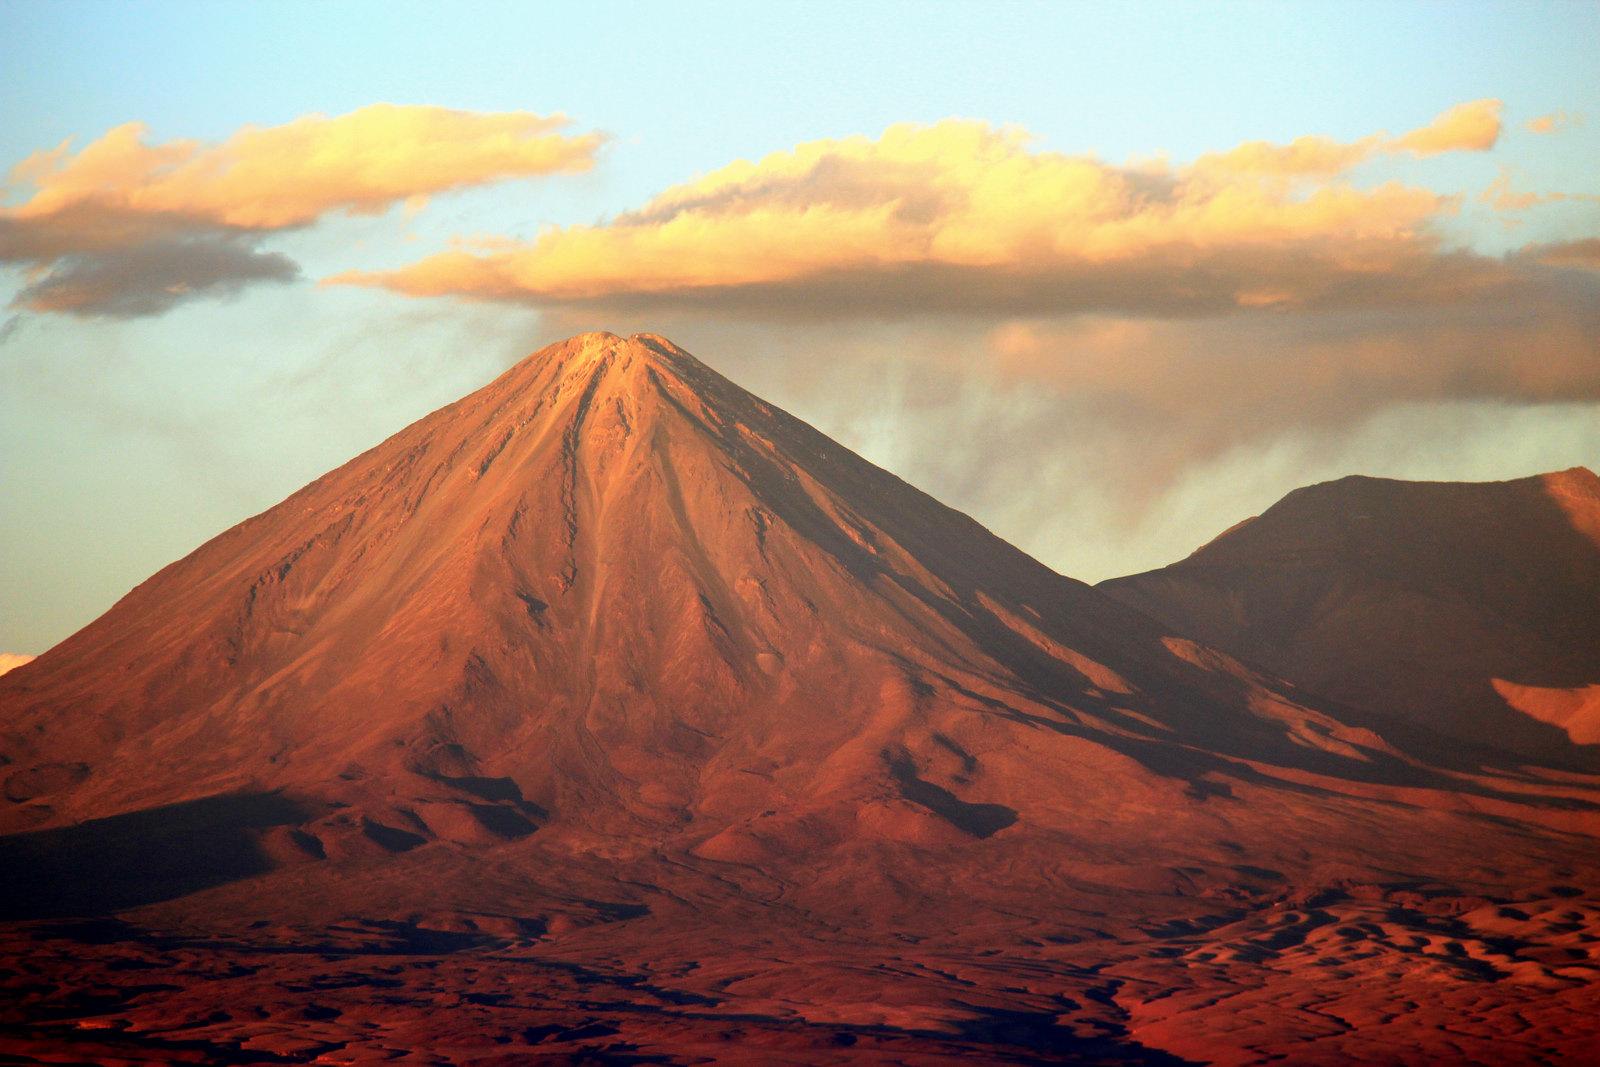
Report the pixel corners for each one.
[1101,468,1600,769]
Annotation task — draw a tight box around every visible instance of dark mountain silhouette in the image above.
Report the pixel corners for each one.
[1103,468,1600,771]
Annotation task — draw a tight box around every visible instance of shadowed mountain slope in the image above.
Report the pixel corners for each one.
[1102,469,1600,771]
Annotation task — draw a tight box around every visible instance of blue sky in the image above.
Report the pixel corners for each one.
[3,1,1598,653]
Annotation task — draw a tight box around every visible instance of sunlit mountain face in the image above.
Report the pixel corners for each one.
[3,333,1597,1064]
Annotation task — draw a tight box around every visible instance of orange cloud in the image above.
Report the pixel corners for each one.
[1479,169,1600,214]
[1192,134,1381,176]
[6,105,604,231]
[1526,110,1582,135]
[1481,169,1557,212]
[0,653,34,677]
[1391,98,1503,156]
[2,105,604,316]
[334,117,1499,317]
[1192,100,1504,177]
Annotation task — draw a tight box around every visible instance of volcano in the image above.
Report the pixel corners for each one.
[3,333,1598,1065]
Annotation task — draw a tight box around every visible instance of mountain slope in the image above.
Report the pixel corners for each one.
[3,334,1598,1065]
[0,332,1425,849]
[1102,468,1600,768]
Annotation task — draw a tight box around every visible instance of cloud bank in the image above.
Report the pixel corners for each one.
[1,105,604,317]
[331,101,1516,317]
[1531,238,1600,270]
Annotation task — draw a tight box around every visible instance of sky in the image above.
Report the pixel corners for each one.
[2,0,1598,655]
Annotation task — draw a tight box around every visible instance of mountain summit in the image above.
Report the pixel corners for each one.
[4,334,1598,1064]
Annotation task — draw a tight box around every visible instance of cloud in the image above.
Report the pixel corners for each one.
[335,109,1525,318]
[1190,134,1383,177]
[1527,237,1600,270]
[1390,98,1503,155]
[983,294,1600,441]
[5,105,604,230]
[13,237,300,318]
[1,105,604,317]
[1476,168,1600,213]
[0,653,34,676]
[1040,305,1582,535]
[1526,110,1582,135]
[1191,99,1502,177]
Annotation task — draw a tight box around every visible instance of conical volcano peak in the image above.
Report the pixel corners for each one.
[0,324,1142,830]
[535,329,690,355]
[548,329,684,366]
[514,330,708,394]
[473,330,761,460]
[506,330,654,395]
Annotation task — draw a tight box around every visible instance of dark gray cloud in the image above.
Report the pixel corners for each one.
[1,205,302,318]
[14,236,300,318]
[0,207,215,261]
